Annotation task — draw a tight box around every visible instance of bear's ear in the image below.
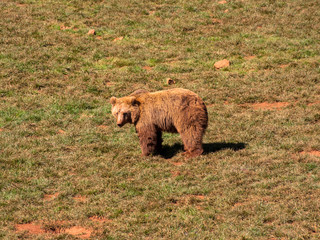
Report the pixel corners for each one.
[128,96,139,106]
[110,97,117,105]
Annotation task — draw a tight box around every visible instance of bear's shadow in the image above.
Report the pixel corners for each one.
[160,142,246,159]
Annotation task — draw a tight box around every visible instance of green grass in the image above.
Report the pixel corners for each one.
[1,0,320,239]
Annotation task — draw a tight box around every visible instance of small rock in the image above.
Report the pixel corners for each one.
[218,0,227,4]
[87,29,95,35]
[214,59,230,69]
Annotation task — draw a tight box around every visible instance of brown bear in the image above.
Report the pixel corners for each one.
[110,88,208,158]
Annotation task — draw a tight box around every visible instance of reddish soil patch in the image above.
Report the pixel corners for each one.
[248,102,289,110]
[60,25,72,30]
[73,195,87,202]
[0,128,3,132]
[301,151,320,157]
[244,55,256,60]
[44,192,59,201]
[233,202,246,208]
[89,216,112,223]
[170,162,184,166]
[58,129,65,134]
[106,81,115,86]
[279,64,290,68]
[212,18,223,24]
[193,195,205,200]
[15,221,92,239]
[171,171,181,177]
[15,223,45,235]
[142,66,153,71]
[218,0,227,4]
[65,226,92,239]
[113,36,124,42]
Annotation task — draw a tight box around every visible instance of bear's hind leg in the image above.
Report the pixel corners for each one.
[180,128,204,158]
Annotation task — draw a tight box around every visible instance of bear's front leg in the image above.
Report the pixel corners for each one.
[136,126,158,156]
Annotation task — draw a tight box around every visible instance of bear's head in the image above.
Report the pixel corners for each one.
[110,96,140,127]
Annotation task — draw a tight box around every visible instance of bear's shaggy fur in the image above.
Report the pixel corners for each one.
[110,88,208,158]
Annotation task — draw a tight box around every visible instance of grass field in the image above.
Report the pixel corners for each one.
[1,0,320,239]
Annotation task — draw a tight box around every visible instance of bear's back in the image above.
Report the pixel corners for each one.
[136,88,207,133]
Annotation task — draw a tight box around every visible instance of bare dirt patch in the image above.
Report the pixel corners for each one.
[58,129,66,134]
[113,36,124,42]
[244,55,256,60]
[170,162,184,166]
[60,25,72,30]
[142,66,153,71]
[16,221,93,239]
[279,64,290,68]
[170,195,206,208]
[301,151,320,157]
[193,195,206,200]
[44,192,60,201]
[248,102,289,110]
[106,81,115,87]
[212,18,223,24]
[15,223,46,235]
[73,195,87,202]
[65,226,92,239]
[170,171,181,177]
